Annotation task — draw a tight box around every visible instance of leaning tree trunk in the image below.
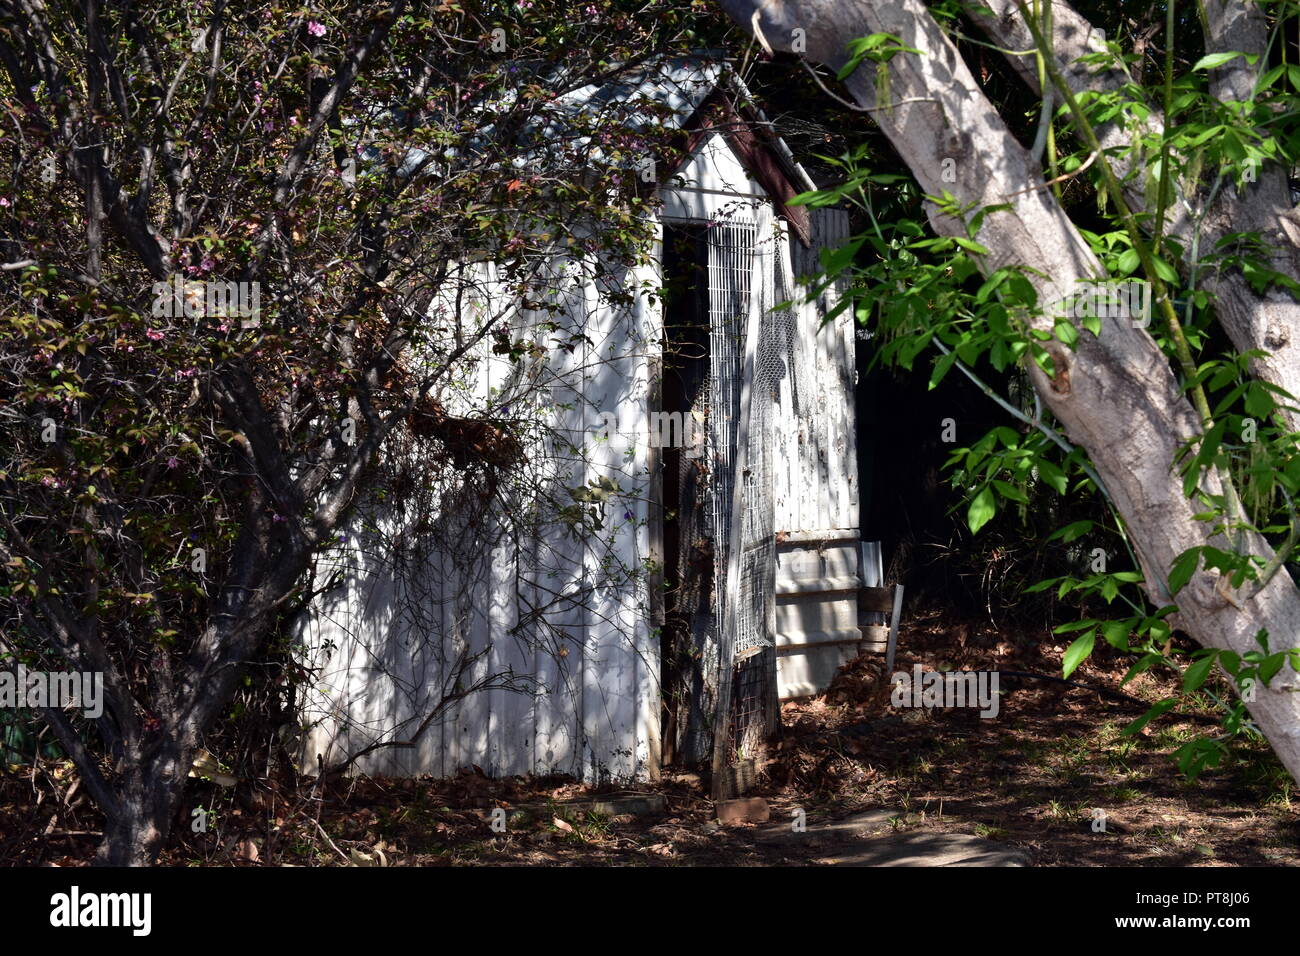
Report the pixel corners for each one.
[962,0,1300,436]
[715,0,1300,782]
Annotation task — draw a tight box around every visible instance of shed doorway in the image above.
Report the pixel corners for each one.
[658,217,778,776]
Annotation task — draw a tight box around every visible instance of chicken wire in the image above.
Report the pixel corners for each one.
[705,220,759,658]
[704,213,790,662]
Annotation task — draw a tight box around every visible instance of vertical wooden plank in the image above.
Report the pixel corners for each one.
[637,227,664,781]
[486,538,526,775]
[710,203,771,799]
[826,209,850,530]
[829,208,858,531]
[885,584,905,675]
[533,255,585,778]
[795,256,816,530]
[481,300,531,777]
[840,255,860,532]
[772,220,797,534]
[354,526,399,776]
[451,261,501,775]
[581,260,640,783]
[428,545,450,779]
[814,209,834,532]
[795,223,821,533]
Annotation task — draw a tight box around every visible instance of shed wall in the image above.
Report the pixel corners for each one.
[296,249,661,783]
[769,207,864,699]
[295,143,860,780]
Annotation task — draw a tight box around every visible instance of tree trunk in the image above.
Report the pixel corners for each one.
[963,0,1300,434]
[96,743,189,866]
[716,0,1300,782]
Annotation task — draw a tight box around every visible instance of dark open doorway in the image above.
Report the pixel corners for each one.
[658,222,714,768]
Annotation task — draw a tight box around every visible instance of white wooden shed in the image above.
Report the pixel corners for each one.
[295,59,862,784]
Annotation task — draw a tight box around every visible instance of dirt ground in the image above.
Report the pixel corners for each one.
[5,609,1298,866]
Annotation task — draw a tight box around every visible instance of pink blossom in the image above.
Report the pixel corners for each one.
[0,197,10,207]
[167,456,180,469]
[307,21,327,37]
[146,329,165,341]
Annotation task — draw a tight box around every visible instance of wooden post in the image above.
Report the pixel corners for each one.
[884,584,904,676]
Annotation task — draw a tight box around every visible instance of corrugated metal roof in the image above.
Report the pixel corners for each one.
[382,54,812,186]
[550,55,723,132]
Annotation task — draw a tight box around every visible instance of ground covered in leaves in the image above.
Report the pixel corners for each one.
[5,610,1298,866]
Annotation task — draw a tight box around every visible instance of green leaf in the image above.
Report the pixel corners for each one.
[1101,620,1132,650]
[1024,577,1060,594]
[1244,382,1274,418]
[975,271,1007,303]
[966,485,996,534]
[992,479,1028,504]
[1168,548,1201,595]
[1182,653,1216,692]
[1054,619,1099,634]
[1048,519,1093,543]
[1062,630,1095,678]
[929,350,959,389]
[953,237,989,255]
[1122,698,1177,736]
[1151,257,1179,283]
[1259,652,1287,686]
[1036,460,1068,494]
[1121,651,1164,686]
[1054,318,1079,349]
[1100,575,1119,602]
[1192,51,1246,71]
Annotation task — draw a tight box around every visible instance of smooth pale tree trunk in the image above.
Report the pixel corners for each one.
[963,0,1300,435]
[714,0,1300,782]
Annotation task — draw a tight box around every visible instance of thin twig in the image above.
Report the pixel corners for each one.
[1002,149,1098,199]
[799,58,937,114]
[309,815,350,864]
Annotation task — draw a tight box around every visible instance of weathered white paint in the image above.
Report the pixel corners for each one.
[297,248,661,782]
[772,207,864,698]
[296,121,859,780]
[661,130,766,221]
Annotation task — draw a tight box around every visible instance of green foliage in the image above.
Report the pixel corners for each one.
[0,0,735,840]
[792,7,1300,782]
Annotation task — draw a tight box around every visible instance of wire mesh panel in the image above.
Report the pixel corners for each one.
[707,208,781,793]
[704,217,778,661]
[731,212,784,758]
[705,219,755,630]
